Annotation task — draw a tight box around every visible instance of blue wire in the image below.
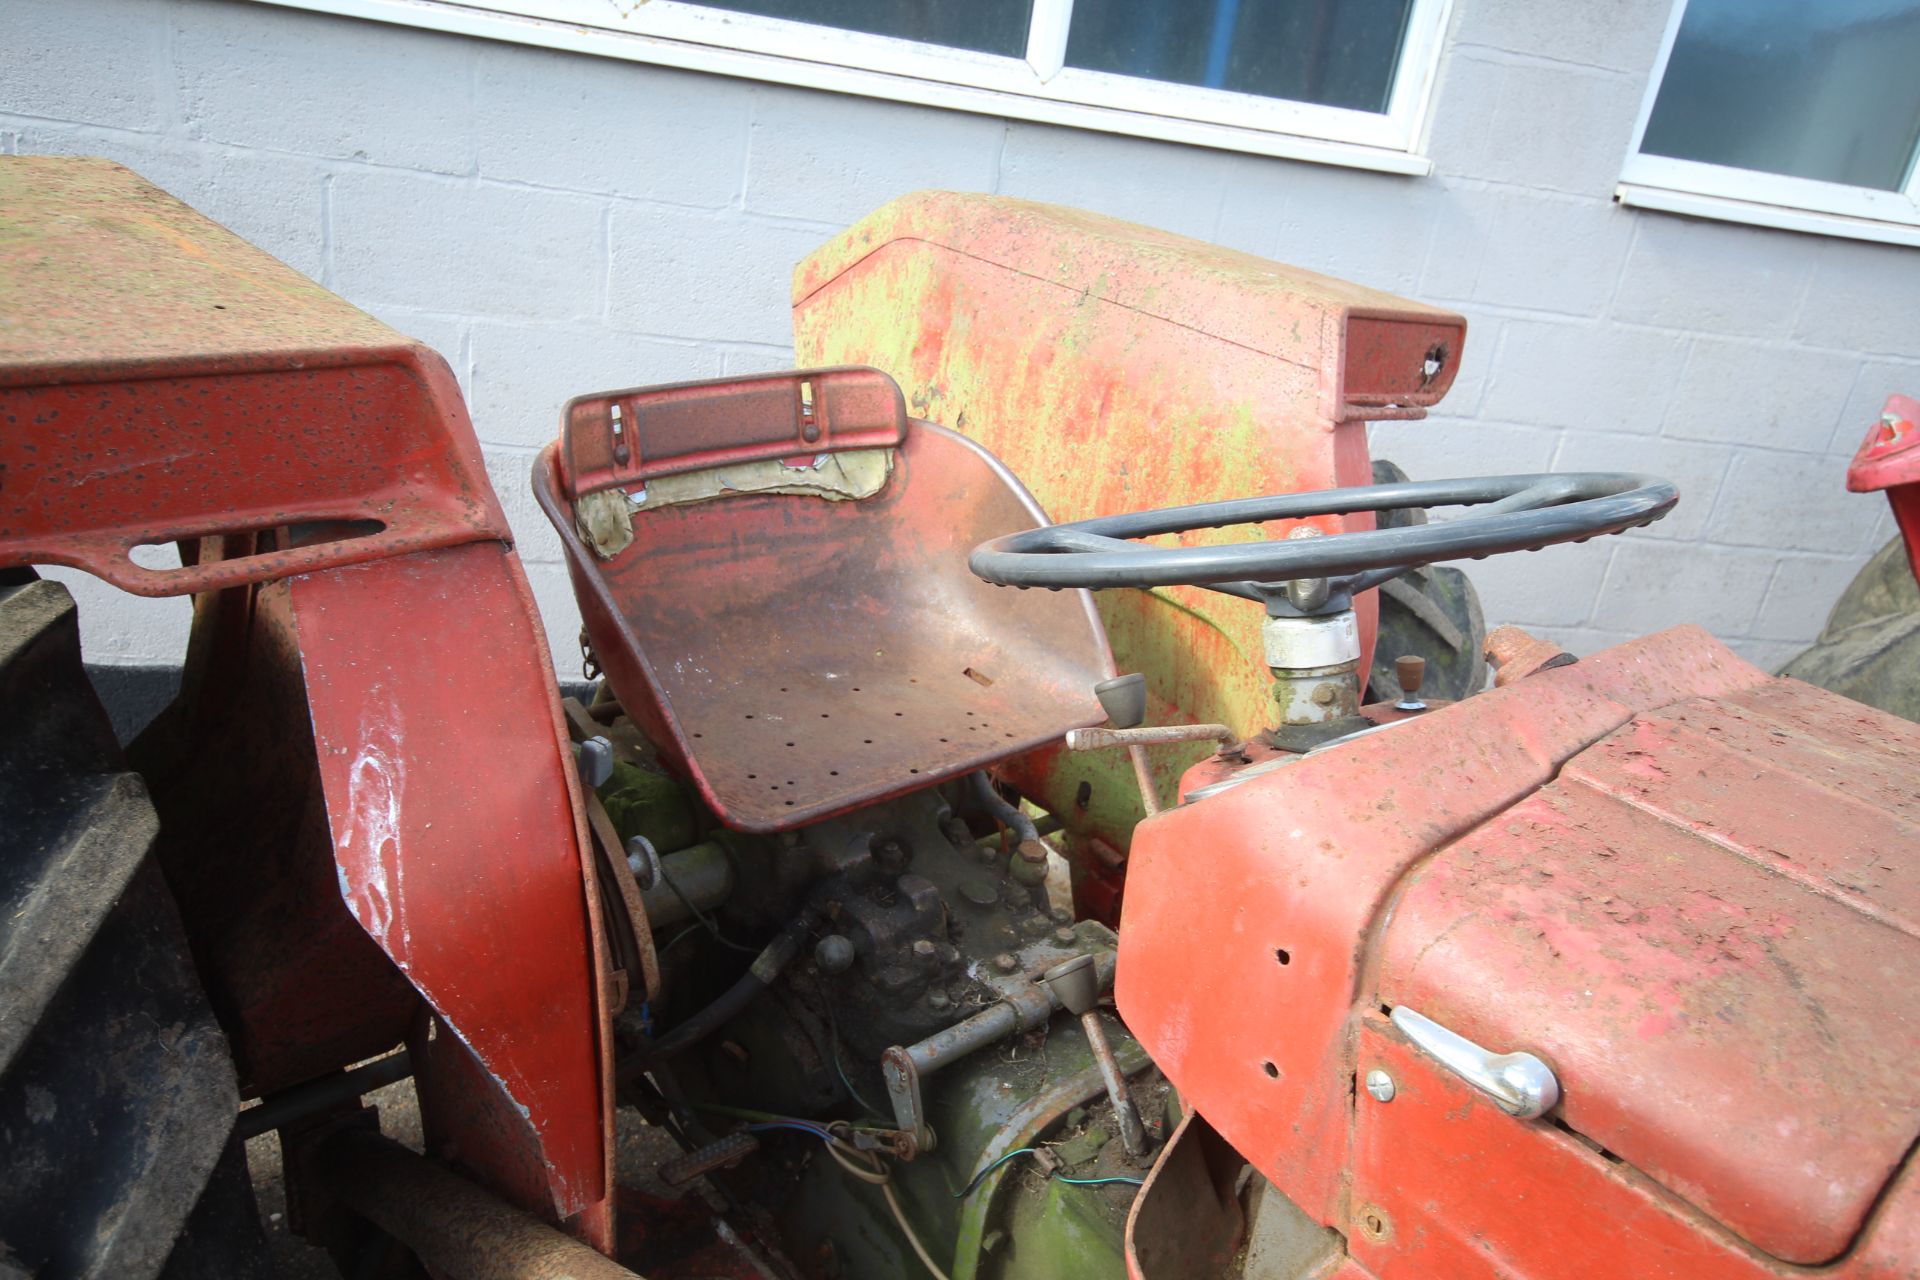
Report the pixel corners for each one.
[747,1121,834,1143]
[954,1148,1148,1197]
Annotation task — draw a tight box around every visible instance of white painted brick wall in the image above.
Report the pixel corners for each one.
[7,0,1919,677]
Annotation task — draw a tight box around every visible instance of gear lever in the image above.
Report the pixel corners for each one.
[1043,954,1148,1156]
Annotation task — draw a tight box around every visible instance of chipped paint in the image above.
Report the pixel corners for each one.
[343,700,409,954]
[793,193,1467,918]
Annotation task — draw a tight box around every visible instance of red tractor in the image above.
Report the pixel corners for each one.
[2,158,1914,1280]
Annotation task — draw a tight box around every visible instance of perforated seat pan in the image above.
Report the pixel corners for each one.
[536,419,1112,833]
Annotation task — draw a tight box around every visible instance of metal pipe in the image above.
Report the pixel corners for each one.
[1062,728,1235,819]
[237,1050,413,1140]
[311,1129,639,1280]
[902,984,1054,1076]
[1079,1012,1148,1157]
[966,771,1038,845]
[1040,954,1147,1157]
[901,951,1118,1080]
[637,841,733,929]
[1128,742,1162,819]
[882,952,1121,1151]
[1064,724,1235,751]
[973,811,1061,850]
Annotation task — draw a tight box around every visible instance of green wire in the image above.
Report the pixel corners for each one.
[953,1148,1146,1197]
[656,859,758,954]
[823,996,888,1120]
[954,1147,1039,1198]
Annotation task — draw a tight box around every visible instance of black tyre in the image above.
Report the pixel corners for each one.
[0,573,269,1279]
[1365,460,1490,702]
[1781,537,1920,723]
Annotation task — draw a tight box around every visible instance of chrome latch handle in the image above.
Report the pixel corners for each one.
[1389,1006,1560,1119]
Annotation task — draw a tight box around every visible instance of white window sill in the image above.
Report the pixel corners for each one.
[255,0,1436,176]
[1615,181,1920,249]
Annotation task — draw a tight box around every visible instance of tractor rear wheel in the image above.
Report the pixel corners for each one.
[1781,537,1920,722]
[1365,459,1490,702]
[0,572,269,1279]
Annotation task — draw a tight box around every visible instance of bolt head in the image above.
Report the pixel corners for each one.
[928,990,950,1011]
[1054,926,1076,944]
[813,934,856,974]
[993,952,1018,973]
[1365,1069,1396,1103]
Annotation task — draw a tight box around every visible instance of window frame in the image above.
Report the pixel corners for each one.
[1616,0,1920,248]
[254,0,1454,175]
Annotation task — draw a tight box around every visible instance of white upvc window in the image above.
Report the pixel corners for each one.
[1617,0,1920,248]
[259,0,1453,175]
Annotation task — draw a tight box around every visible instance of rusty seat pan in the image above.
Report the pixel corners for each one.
[536,371,1111,833]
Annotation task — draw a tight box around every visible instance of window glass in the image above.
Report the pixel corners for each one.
[1640,0,1920,191]
[690,0,1033,58]
[1064,0,1415,114]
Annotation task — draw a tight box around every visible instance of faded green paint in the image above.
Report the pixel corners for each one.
[992,1172,1130,1280]
[775,1016,1151,1280]
[792,193,1415,862]
[945,1030,1152,1280]
[598,761,696,854]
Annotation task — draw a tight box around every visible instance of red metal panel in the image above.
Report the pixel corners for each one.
[535,416,1112,835]
[1122,1112,1247,1280]
[291,541,613,1235]
[138,568,425,1096]
[1,158,611,1245]
[0,160,507,596]
[1114,628,1772,1228]
[560,367,906,498]
[1378,709,1920,1262]
[0,357,507,596]
[1352,1018,1920,1279]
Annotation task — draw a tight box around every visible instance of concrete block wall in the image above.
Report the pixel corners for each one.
[8,0,1916,680]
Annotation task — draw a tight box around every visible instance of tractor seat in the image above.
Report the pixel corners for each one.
[534,368,1111,834]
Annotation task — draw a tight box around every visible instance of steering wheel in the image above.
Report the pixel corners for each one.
[969,473,1677,614]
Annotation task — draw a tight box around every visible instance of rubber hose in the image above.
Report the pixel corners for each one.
[967,771,1038,845]
[620,908,816,1075]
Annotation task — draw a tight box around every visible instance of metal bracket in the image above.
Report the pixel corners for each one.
[880,953,1119,1154]
[880,1046,933,1155]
